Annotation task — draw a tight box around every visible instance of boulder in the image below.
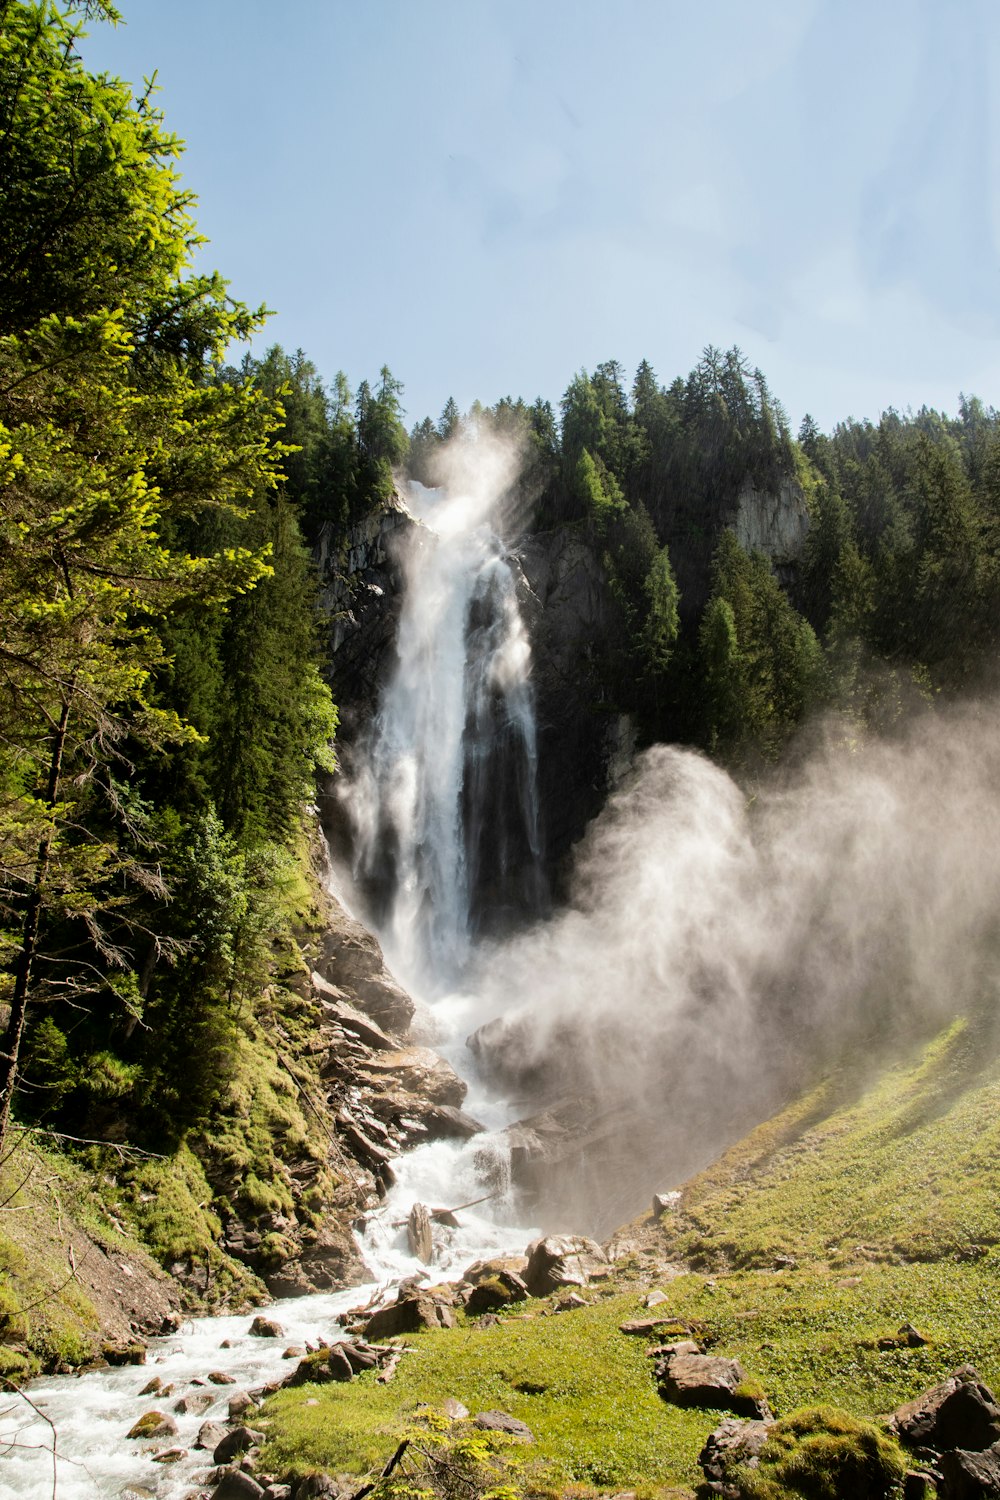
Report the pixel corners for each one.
[173,1389,216,1416]
[656,1352,771,1420]
[313,892,416,1036]
[249,1315,284,1339]
[229,1392,257,1419]
[463,1256,529,1285]
[473,1411,534,1441]
[213,1425,265,1465]
[465,1271,529,1315]
[699,1416,775,1491]
[421,1104,485,1141]
[938,1443,1000,1498]
[102,1341,146,1366]
[523,1235,608,1296]
[889,1367,1000,1453]
[442,1398,470,1420]
[363,1291,457,1340]
[126,1411,178,1440]
[211,1471,266,1500]
[196,1419,229,1451]
[209,1369,238,1384]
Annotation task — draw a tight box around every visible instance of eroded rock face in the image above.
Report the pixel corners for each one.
[731,476,810,570]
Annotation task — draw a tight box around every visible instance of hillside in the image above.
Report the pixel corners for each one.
[255,1009,1000,1496]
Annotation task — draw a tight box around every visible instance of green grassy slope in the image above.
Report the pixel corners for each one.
[259,1011,1000,1496]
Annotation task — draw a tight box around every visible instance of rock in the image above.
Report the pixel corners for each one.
[463,1256,529,1285]
[340,1340,380,1372]
[645,1290,669,1308]
[328,1344,354,1381]
[356,1047,467,1108]
[150,1446,187,1464]
[652,1339,701,1359]
[656,1352,771,1420]
[126,1410,178,1440]
[732,474,810,569]
[197,1419,229,1451]
[699,1417,775,1490]
[211,1471,266,1500]
[938,1443,1000,1497]
[652,1192,681,1218]
[476,1404,536,1440]
[213,1425,266,1465]
[138,1376,162,1395]
[263,1487,294,1500]
[407,1202,433,1263]
[102,1341,146,1366]
[442,1398,470,1420]
[421,1105,485,1140]
[283,1346,306,1359]
[229,1392,258,1419]
[291,1473,345,1498]
[465,1271,529,1315]
[523,1235,608,1296]
[209,1369,238,1384]
[249,1315,284,1338]
[889,1367,1000,1453]
[363,1291,457,1339]
[313,885,416,1036]
[620,1317,678,1336]
[173,1389,216,1416]
[554,1293,589,1312]
[312,977,397,1051]
[473,1410,534,1441]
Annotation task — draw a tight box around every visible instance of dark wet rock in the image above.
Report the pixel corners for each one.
[523,1234,608,1296]
[938,1443,1000,1497]
[421,1104,485,1140]
[249,1315,284,1339]
[656,1351,771,1419]
[363,1291,457,1339]
[889,1367,1000,1453]
[699,1416,775,1491]
[213,1425,265,1465]
[212,1470,266,1500]
[473,1410,534,1441]
[126,1410,178,1440]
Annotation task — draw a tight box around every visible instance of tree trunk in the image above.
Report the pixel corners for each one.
[0,694,72,1156]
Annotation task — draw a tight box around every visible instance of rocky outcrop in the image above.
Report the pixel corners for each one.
[315,492,415,733]
[730,475,810,573]
[889,1366,1000,1454]
[699,1416,775,1494]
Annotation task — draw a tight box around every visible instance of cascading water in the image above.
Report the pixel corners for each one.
[347,480,543,991]
[342,474,545,1280]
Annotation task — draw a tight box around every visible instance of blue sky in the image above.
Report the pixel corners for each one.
[80,0,1000,434]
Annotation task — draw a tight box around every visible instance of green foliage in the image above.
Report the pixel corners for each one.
[734,1407,905,1500]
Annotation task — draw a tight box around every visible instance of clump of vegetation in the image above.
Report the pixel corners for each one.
[733,1406,906,1500]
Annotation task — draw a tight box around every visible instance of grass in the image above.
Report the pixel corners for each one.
[258,1010,1000,1495]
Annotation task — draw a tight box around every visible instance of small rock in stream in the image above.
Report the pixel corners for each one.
[126,1410,178,1440]
[249,1315,285,1338]
[213,1424,265,1464]
[196,1419,228,1451]
[209,1369,238,1384]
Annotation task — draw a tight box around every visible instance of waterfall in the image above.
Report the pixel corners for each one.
[345,479,543,993]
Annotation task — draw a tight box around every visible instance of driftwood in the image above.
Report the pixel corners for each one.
[392,1190,500,1230]
[376,1352,401,1383]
